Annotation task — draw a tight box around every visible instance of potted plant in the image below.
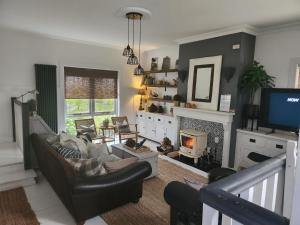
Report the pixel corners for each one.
[173,94,182,107]
[102,118,110,128]
[27,99,37,116]
[239,61,275,119]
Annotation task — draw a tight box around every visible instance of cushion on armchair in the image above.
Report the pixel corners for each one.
[104,157,138,173]
[66,157,105,176]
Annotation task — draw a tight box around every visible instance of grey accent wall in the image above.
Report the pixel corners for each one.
[178,33,256,166]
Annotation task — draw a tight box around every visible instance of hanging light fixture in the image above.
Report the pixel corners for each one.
[134,15,144,75]
[122,17,133,57]
[126,13,139,65]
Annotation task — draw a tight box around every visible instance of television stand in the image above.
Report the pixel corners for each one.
[265,129,276,135]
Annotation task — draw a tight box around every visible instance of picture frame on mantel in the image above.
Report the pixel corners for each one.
[187,55,222,111]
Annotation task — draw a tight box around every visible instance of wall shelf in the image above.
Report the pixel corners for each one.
[144,69,178,74]
[148,97,174,103]
[143,84,177,88]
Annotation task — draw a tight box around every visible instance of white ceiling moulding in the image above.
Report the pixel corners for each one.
[175,24,259,44]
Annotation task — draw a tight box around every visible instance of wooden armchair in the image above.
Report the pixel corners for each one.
[74,118,103,143]
[111,116,138,143]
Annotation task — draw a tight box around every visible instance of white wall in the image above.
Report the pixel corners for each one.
[0,27,138,143]
[255,26,300,89]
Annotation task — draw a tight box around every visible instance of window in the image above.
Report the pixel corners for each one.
[64,67,118,135]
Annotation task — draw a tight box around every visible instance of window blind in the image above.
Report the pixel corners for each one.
[64,67,118,99]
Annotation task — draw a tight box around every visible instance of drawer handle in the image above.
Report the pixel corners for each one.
[158,119,161,121]
[249,138,256,143]
[140,115,142,117]
[148,117,151,119]
[276,144,283,149]
[168,121,172,124]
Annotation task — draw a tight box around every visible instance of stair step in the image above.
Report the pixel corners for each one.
[0,164,37,191]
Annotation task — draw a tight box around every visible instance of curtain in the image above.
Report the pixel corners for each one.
[64,67,118,99]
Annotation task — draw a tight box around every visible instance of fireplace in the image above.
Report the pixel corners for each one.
[179,129,207,160]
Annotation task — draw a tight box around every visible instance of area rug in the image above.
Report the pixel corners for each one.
[0,187,39,225]
[101,158,207,225]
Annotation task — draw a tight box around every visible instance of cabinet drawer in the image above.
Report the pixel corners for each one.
[242,135,266,148]
[165,118,176,127]
[266,140,286,154]
[154,116,165,124]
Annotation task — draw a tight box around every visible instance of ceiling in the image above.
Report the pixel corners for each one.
[0,0,300,50]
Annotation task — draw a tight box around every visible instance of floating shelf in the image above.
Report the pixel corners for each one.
[148,97,174,103]
[144,69,178,74]
[143,84,177,88]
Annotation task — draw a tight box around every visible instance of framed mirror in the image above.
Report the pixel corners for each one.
[192,64,214,102]
[187,56,222,110]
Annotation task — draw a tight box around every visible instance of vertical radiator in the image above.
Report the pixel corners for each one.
[35,64,58,133]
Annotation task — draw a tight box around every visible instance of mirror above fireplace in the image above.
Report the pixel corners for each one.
[187,55,222,110]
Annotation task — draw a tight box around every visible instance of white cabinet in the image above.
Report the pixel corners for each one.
[234,129,297,169]
[136,111,178,147]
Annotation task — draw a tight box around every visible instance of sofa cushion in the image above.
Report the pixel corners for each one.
[103,157,138,173]
[66,157,105,177]
[60,133,88,158]
[87,143,109,158]
[52,142,82,159]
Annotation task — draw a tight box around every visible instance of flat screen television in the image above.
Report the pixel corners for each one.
[259,88,300,133]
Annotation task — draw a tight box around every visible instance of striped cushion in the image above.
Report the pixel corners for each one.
[66,157,104,176]
[52,142,81,159]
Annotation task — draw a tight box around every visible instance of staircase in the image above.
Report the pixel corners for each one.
[0,142,37,191]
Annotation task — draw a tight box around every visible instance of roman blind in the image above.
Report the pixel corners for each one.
[64,67,118,99]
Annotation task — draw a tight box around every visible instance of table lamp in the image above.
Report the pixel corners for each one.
[137,89,146,110]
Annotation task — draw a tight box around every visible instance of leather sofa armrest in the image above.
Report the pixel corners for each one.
[72,161,151,194]
[164,181,203,213]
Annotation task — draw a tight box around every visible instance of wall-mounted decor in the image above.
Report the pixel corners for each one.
[162,56,171,70]
[187,56,222,110]
[151,57,158,71]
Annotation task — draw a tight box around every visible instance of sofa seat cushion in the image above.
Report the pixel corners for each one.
[103,157,138,173]
[66,157,105,177]
[52,142,82,159]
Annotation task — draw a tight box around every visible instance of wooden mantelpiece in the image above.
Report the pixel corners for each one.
[173,107,235,167]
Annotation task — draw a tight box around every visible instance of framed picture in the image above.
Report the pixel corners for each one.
[187,55,222,110]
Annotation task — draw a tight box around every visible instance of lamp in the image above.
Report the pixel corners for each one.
[122,12,144,70]
[122,17,133,57]
[16,89,39,102]
[134,15,144,75]
[137,89,146,110]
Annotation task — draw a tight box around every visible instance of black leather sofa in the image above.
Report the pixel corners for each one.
[31,133,152,223]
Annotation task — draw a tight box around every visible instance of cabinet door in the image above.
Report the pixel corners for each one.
[136,112,146,136]
[154,116,166,142]
[145,114,156,140]
[165,118,177,145]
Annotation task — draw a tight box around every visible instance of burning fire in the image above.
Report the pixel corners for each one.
[183,138,194,149]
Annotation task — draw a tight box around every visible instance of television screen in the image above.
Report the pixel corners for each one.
[259,88,300,132]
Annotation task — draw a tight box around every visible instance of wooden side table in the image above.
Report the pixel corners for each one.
[99,126,115,143]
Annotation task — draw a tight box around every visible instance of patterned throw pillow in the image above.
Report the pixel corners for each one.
[60,133,88,158]
[52,142,81,159]
[66,157,104,176]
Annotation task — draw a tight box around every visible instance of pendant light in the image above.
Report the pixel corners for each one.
[127,14,139,65]
[134,15,144,75]
[122,17,133,57]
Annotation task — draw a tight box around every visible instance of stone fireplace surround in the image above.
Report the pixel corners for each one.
[173,107,235,167]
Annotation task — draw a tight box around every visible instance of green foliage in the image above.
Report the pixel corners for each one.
[239,61,275,104]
